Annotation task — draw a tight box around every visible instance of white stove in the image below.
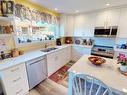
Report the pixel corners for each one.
[91,45,114,58]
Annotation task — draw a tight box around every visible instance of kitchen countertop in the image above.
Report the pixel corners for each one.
[72,44,93,49]
[0,44,92,71]
[114,48,127,53]
[69,55,127,94]
[0,44,72,71]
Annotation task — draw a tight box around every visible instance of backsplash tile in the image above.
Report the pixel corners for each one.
[94,37,116,47]
[115,38,127,45]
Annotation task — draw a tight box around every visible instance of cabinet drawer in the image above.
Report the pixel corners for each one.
[1,64,25,78]
[12,80,28,95]
[2,74,29,95]
[4,73,26,86]
[5,81,28,95]
[1,63,29,95]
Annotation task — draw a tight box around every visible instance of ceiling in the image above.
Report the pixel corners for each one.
[30,0,127,14]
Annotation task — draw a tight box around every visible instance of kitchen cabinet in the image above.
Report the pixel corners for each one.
[74,13,96,37]
[0,63,29,95]
[95,9,120,27]
[72,45,92,62]
[66,46,72,62]
[47,47,71,76]
[60,15,74,37]
[117,8,127,38]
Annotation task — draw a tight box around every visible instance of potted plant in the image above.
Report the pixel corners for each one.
[117,53,127,72]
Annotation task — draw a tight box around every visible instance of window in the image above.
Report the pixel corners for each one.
[15,20,59,44]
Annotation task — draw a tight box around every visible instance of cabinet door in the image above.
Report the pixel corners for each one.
[66,47,71,62]
[60,15,66,37]
[72,46,91,62]
[1,63,29,95]
[57,48,70,67]
[117,8,127,38]
[95,9,120,27]
[74,13,96,37]
[72,46,81,62]
[96,11,108,27]
[106,9,120,26]
[47,53,58,76]
[47,47,71,76]
[60,15,74,37]
[55,50,65,70]
[66,15,75,36]
[74,15,85,37]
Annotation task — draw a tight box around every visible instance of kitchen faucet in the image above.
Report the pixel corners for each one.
[44,43,52,48]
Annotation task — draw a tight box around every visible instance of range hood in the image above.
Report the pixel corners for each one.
[94,26,118,37]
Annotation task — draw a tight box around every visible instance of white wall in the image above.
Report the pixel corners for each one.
[94,37,116,47]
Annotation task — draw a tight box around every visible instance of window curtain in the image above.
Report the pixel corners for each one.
[15,4,60,24]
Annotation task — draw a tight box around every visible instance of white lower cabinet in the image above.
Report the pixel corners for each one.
[0,63,29,95]
[72,46,91,62]
[47,47,71,76]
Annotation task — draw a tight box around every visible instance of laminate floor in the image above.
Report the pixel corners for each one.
[27,79,68,95]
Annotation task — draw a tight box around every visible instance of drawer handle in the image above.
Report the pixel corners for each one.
[11,67,19,72]
[16,89,23,95]
[55,56,58,60]
[13,77,21,83]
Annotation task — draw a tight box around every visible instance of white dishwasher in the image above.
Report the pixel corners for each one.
[26,56,47,90]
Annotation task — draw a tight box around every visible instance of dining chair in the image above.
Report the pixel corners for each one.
[68,72,113,95]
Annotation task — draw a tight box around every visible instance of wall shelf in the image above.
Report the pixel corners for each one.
[0,34,13,37]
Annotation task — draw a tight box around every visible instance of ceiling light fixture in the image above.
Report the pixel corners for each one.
[75,10,79,13]
[54,8,58,11]
[106,3,110,6]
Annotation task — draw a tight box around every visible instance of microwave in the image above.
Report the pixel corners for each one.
[94,26,118,37]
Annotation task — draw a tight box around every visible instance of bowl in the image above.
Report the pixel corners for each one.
[88,56,106,66]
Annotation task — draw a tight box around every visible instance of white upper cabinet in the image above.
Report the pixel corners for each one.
[95,9,120,27]
[96,11,107,27]
[117,8,127,38]
[60,8,121,37]
[60,15,74,37]
[65,15,75,36]
[107,9,120,26]
[60,15,66,37]
[74,13,96,37]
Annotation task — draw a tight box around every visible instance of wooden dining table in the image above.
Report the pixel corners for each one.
[68,55,127,95]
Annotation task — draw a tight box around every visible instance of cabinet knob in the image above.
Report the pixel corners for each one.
[10,67,19,72]
[13,77,21,83]
[55,56,58,60]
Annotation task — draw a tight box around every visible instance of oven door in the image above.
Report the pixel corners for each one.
[91,51,113,59]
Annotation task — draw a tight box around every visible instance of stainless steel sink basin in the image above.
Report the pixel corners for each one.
[41,47,58,52]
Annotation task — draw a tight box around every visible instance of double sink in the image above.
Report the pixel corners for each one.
[41,47,58,52]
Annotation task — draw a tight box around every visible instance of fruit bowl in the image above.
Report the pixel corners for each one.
[88,56,106,66]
